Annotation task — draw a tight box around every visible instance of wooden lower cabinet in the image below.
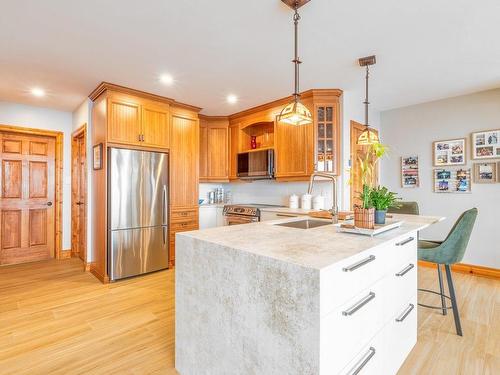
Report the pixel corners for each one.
[169,207,199,267]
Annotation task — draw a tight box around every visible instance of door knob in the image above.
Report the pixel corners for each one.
[47,202,53,206]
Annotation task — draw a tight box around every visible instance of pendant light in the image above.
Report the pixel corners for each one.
[278,0,313,126]
[357,55,380,145]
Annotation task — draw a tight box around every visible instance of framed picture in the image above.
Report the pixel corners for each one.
[433,168,471,193]
[433,138,466,166]
[93,143,103,170]
[474,162,497,183]
[401,156,419,188]
[471,129,500,159]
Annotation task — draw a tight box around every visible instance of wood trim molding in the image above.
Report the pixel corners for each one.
[418,260,500,280]
[228,89,343,121]
[60,249,72,259]
[83,261,93,272]
[198,114,229,121]
[90,263,110,283]
[88,82,202,112]
[0,124,64,261]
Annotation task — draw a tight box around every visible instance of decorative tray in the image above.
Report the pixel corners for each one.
[335,220,403,236]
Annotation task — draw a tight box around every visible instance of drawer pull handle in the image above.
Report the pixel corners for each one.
[396,303,415,322]
[396,237,414,246]
[396,263,415,277]
[347,347,376,375]
[342,292,376,316]
[342,255,376,272]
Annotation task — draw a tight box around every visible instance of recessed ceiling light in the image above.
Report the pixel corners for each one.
[227,94,238,104]
[159,74,174,85]
[31,88,45,97]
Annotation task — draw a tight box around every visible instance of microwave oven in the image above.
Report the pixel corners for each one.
[237,149,274,180]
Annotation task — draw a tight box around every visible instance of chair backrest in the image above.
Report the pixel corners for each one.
[439,208,478,264]
[387,201,420,215]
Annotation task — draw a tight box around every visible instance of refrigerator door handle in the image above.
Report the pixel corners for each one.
[163,185,168,225]
[163,225,167,245]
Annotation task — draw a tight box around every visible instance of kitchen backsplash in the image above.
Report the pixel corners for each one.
[199,180,335,209]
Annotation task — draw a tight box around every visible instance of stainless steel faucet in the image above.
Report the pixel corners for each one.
[307,172,338,224]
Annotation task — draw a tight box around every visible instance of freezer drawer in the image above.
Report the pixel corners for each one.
[109,226,168,280]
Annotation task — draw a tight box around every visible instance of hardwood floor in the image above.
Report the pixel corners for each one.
[0,259,498,374]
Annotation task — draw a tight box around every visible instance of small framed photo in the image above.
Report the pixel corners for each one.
[401,156,419,188]
[471,129,500,159]
[433,168,471,193]
[474,162,497,183]
[93,143,103,170]
[433,138,466,167]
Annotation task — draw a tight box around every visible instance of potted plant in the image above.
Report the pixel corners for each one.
[370,186,400,224]
[353,143,388,229]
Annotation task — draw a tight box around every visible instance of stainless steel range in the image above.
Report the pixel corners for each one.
[223,204,282,225]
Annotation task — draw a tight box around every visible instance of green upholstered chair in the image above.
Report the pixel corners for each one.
[388,201,419,215]
[418,208,478,336]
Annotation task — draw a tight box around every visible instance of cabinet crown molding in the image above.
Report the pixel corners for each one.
[88,82,202,113]
[228,89,343,121]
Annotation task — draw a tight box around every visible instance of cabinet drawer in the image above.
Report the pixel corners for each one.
[320,246,391,315]
[337,328,385,375]
[386,253,417,319]
[171,208,198,221]
[387,231,417,271]
[320,276,388,375]
[383,295,418,375]
[171,221,198,232]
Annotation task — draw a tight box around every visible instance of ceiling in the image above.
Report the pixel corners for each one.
[1,0,499,115]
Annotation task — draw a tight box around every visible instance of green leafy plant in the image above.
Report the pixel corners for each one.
[356,143,389,209]
[370,186,401,211]
[358,185,374,209]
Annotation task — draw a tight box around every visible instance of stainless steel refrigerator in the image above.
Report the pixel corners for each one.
[108,148,169,281]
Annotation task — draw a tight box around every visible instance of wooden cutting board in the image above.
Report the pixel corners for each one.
[308,211,354,220]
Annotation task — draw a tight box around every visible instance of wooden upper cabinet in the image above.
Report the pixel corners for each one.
[229,124,239,180]
[107,98,141,145]
[275,115,314,179]
[199,125,208,180]
[199,117,229,182]
[170,111,199,208]
[142,104,169,148]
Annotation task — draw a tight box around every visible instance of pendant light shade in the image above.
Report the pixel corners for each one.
[357,127,380,145]
[279,100,313,126]
[278,0,313,126]
[357,55,379,145]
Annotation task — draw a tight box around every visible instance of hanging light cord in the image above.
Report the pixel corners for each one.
[364,65,370,127]
[292,2,301,103]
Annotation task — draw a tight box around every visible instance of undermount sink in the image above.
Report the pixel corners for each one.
[274,219,331,229]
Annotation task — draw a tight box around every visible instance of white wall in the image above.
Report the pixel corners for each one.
[380,89,500,268]
[0,101,73,250]
[72,99,93,261]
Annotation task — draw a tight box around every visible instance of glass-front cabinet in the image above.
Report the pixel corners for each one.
[315,104,339,174]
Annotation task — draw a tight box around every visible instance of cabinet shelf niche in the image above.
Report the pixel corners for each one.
[240,121,274,152]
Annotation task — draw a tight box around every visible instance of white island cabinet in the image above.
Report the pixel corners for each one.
[175,215,442,375]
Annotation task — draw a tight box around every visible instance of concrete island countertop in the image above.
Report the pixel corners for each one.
[177,214,444,270]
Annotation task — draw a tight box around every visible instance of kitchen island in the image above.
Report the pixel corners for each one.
[175,215,443,375]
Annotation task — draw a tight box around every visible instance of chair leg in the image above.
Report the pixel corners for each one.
[445,265,463,336]
[437,264,447,316]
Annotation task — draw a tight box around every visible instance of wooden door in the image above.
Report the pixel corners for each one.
[71,130,87,262]
[142,104,170,148]
[0,132,55,265]
[275,119,314,179]
[207,127,228,180]
[107,98,141,145]
[350,121,379,209]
